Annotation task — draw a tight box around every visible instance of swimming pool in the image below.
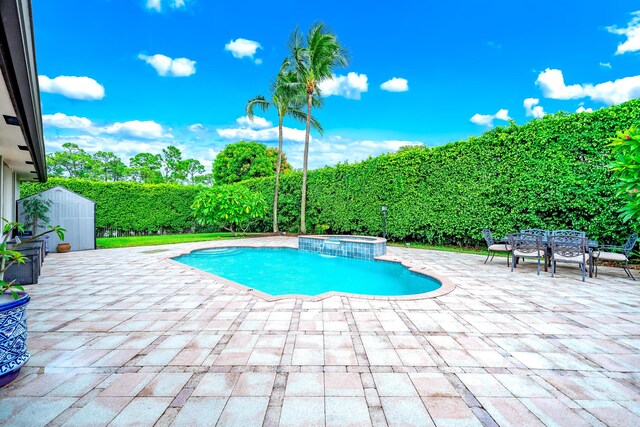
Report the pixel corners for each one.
[172,247,442,297]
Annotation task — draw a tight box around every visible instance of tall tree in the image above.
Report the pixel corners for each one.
[180,159,206,184]
[129,153,164,183]
[213,141,290,184]
[161,145,186,182]
[246,59,322,232]
[46,143,93,178]
[92,151,128,181]
[289,23,348,233]
[193,173,215,186]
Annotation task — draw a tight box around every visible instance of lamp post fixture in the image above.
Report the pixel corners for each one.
[381,204,388,239]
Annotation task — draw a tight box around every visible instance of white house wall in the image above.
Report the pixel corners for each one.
[0,156,17,227]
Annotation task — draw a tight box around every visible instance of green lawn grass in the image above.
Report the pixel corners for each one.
[388,242,501,257]
[96,232,254,249]
[96,232,501,256]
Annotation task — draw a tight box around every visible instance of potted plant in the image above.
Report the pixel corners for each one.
[21,195,52,238]
[0,219,64,387]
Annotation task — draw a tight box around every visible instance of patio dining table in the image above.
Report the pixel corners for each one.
[499,236,598,277]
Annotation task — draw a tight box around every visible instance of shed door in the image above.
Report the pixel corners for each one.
[40,189,95,252]
[49,198,95,252]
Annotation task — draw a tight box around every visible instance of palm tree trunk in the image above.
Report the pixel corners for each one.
[301,92,313,234]
[273,116,284,233]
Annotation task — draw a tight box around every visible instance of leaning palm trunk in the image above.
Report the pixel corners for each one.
[273,117,284,233]
[300,92,313,234]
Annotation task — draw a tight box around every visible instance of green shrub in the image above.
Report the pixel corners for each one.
[20,178,201,233]
[21,99,640,245]
[609,125,640,225]
[239,99,640,245]
[192,185,267,234]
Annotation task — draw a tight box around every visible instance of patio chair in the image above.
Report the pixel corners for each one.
[520,229,549,237]
[551,230,586,237]
[482,228,511,266]
[508,233,546,275]
[549,236,589,282]
[594,233,638,280]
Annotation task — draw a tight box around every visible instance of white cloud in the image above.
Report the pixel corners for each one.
[494,109,510,121]
[216,126,307,143]
[236,115,272,129]
[146,0,188,11]
[607,11,640,55]
[103,120,171,139]
[216,115,305,142]
[43,112,171,139]
[188,123,206,132]
[469,109,511,127]
[523,98,546,118]
[469,114,493,126]
[576,106,593,113]
[380,77,409,92]
[586,76,640,104]
[138,54,196,77]
[224,38,262,63]
[600,62,612,69]
[535,69,585,100]
[42,113,94,130]
[318,72,368,100]
[536,68,640,105]
[146,0,161,11]
[39,75,105,100]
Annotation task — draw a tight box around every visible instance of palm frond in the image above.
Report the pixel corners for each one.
[246,96,271,120]
[287,108,324,135]
[289,22,349,96]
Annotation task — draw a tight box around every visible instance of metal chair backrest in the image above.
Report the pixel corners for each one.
[552,230,586,238]
[481,228,494,247]
[520,229,549,237]
[550,236,587,257]
[624,233,639,257]
[509,233,543,254]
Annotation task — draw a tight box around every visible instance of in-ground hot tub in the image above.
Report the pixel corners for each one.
[298,235,386,259]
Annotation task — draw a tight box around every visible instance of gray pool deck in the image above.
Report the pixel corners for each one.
[1,236,639,426]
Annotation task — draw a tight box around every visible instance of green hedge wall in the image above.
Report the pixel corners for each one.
[20,99,640,244]
[241,99,640,245]
[20,178,201,233]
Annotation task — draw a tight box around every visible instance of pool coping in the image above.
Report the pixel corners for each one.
[165,242,456,302]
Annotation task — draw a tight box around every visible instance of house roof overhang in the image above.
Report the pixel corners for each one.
[0,0,46,182]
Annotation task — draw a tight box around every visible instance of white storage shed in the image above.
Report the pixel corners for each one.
[17,186,96,252]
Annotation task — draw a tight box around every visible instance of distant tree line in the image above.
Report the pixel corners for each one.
[46,141,291,185]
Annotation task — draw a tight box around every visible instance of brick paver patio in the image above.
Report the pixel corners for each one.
[1,236,639,426]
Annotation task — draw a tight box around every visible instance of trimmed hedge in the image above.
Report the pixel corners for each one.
[240,99,640,245]
[20,99,640,244]
[20,178,201,233]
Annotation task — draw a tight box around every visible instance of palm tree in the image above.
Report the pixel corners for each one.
[246,59,323,233]
[290,23,348,233]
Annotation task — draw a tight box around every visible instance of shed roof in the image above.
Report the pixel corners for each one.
[18,185,96,204]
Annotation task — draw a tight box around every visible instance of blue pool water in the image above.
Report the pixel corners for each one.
[173,247,441,297]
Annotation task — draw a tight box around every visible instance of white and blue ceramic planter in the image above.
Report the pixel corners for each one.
[0,292,30,387]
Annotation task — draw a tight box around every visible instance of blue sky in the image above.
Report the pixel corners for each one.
[34,0,640,170]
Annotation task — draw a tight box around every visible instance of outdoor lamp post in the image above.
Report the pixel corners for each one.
[381,204,388,239]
